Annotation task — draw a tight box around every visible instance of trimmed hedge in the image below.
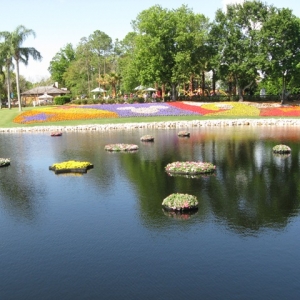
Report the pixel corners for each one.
[54,95,72,105]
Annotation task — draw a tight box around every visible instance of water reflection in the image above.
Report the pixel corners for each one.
[0,127,299,233]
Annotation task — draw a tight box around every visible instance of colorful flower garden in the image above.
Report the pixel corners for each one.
[13,102,300,124]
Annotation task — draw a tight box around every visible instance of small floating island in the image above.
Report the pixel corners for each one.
[165,161,216,175]
[51,132,62,137]
[0,158,10,167]
[104,144,139,151]
[272,144,291,154]
[162,193,198,211]
[49,160,93,174]
[140,135,154,142]
[177,131,190,137]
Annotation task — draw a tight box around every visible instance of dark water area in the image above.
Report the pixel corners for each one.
[0,126,300,299]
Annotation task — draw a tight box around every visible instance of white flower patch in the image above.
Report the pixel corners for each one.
[215,104,233,109]
[117,105,169,114]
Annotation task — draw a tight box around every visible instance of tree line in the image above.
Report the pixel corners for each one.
[2,1,300,106]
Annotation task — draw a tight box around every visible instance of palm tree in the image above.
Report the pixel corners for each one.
[10,25,42,111]
[0,31,13,109]
[0,25,42,111]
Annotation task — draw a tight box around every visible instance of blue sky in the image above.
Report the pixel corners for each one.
[1,0,300,82]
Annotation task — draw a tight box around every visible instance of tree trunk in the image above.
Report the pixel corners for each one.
[238,86,244,102]
[15,59,22,111]
[212,70,216,95]
[6,65,11,109]
[201,71,205,96]
[171,83,177,101]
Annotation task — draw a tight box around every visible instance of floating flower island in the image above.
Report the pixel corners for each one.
[165,161,216,175]
[0,158,10,167]
[162,193,198,211]
[49,160,93,174]
[104,144,139,151]
[272,144,291,154]
[177,131,190,137]
[51,132,62,137]
[140,135,154,142]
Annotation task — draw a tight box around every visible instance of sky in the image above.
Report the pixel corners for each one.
[1,0,300,82]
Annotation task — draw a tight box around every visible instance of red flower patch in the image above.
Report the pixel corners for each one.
[168,102,223,115]
[260,107,300,117]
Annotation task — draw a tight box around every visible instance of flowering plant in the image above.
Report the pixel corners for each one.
[272,144,291,153]
[140,135,154,142]
[177,131,190,137]
[165,161,216,174]
[162,193,198,211]
[104,144,139,151]
[49,160,93,174]
[0,158,10,167]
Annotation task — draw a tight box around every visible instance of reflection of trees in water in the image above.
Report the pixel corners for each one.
[118,132,300,234]
[206,139,300,234]
[0,157,46,222]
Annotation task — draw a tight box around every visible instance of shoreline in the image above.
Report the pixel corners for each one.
[1,118,300,133]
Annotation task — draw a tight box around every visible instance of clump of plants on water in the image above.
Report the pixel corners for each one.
[162,193,198,211]
[49,160,93,174]
[165,161,216,174]
[0,158,10,167]
[104,144,139,151]
[177,131,190,137]
[272,144,291,154]
[140,135,154,142]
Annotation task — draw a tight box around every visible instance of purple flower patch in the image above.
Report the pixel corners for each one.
[84,103,199,117]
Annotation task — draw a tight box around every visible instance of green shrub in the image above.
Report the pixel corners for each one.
[54,95,72,105]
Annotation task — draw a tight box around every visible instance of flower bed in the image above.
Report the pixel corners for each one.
[140,135,154,142]
[177,131,190,137]
[104,144,139,151]
[162,193,198,211]
[0,158,10,167]
[165,161,216,175]
[272,144,291,154]
[49,160,93,174]
[51,132,62,136]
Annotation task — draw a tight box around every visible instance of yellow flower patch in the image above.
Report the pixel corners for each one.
[203,102,260,116]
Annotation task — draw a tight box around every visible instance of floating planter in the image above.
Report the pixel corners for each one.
[0,158,10,167]
[104,144,139,151]
[49,160,93,174]
[272,144,291,154]
[140,135,154,142]
[162,193,198,211]
[165,161,216,175]
[178,131,190,137]
[51,132,62,136]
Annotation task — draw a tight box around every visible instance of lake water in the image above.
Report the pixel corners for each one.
[0,126,300,300]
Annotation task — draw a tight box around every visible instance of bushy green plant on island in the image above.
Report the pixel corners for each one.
[165,161,216,174]
[272,144,291,153]
[162,193,198,211]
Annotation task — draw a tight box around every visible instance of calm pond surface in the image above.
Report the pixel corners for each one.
[0,126,300,299]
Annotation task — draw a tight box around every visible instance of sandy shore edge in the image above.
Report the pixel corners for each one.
[1,118,300,133]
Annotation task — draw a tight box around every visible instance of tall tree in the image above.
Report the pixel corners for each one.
[131,5,209,100]
[0,31,13,109]
[210,1,271,101]
[259,8,300,103]
[48,43,75,87]
[88,30,112,82]
[9,25,41,111]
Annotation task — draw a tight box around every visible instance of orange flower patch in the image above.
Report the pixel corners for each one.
[260,106,300,117]
[13,107,118,124]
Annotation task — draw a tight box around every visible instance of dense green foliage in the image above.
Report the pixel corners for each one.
[2,1,300,104]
